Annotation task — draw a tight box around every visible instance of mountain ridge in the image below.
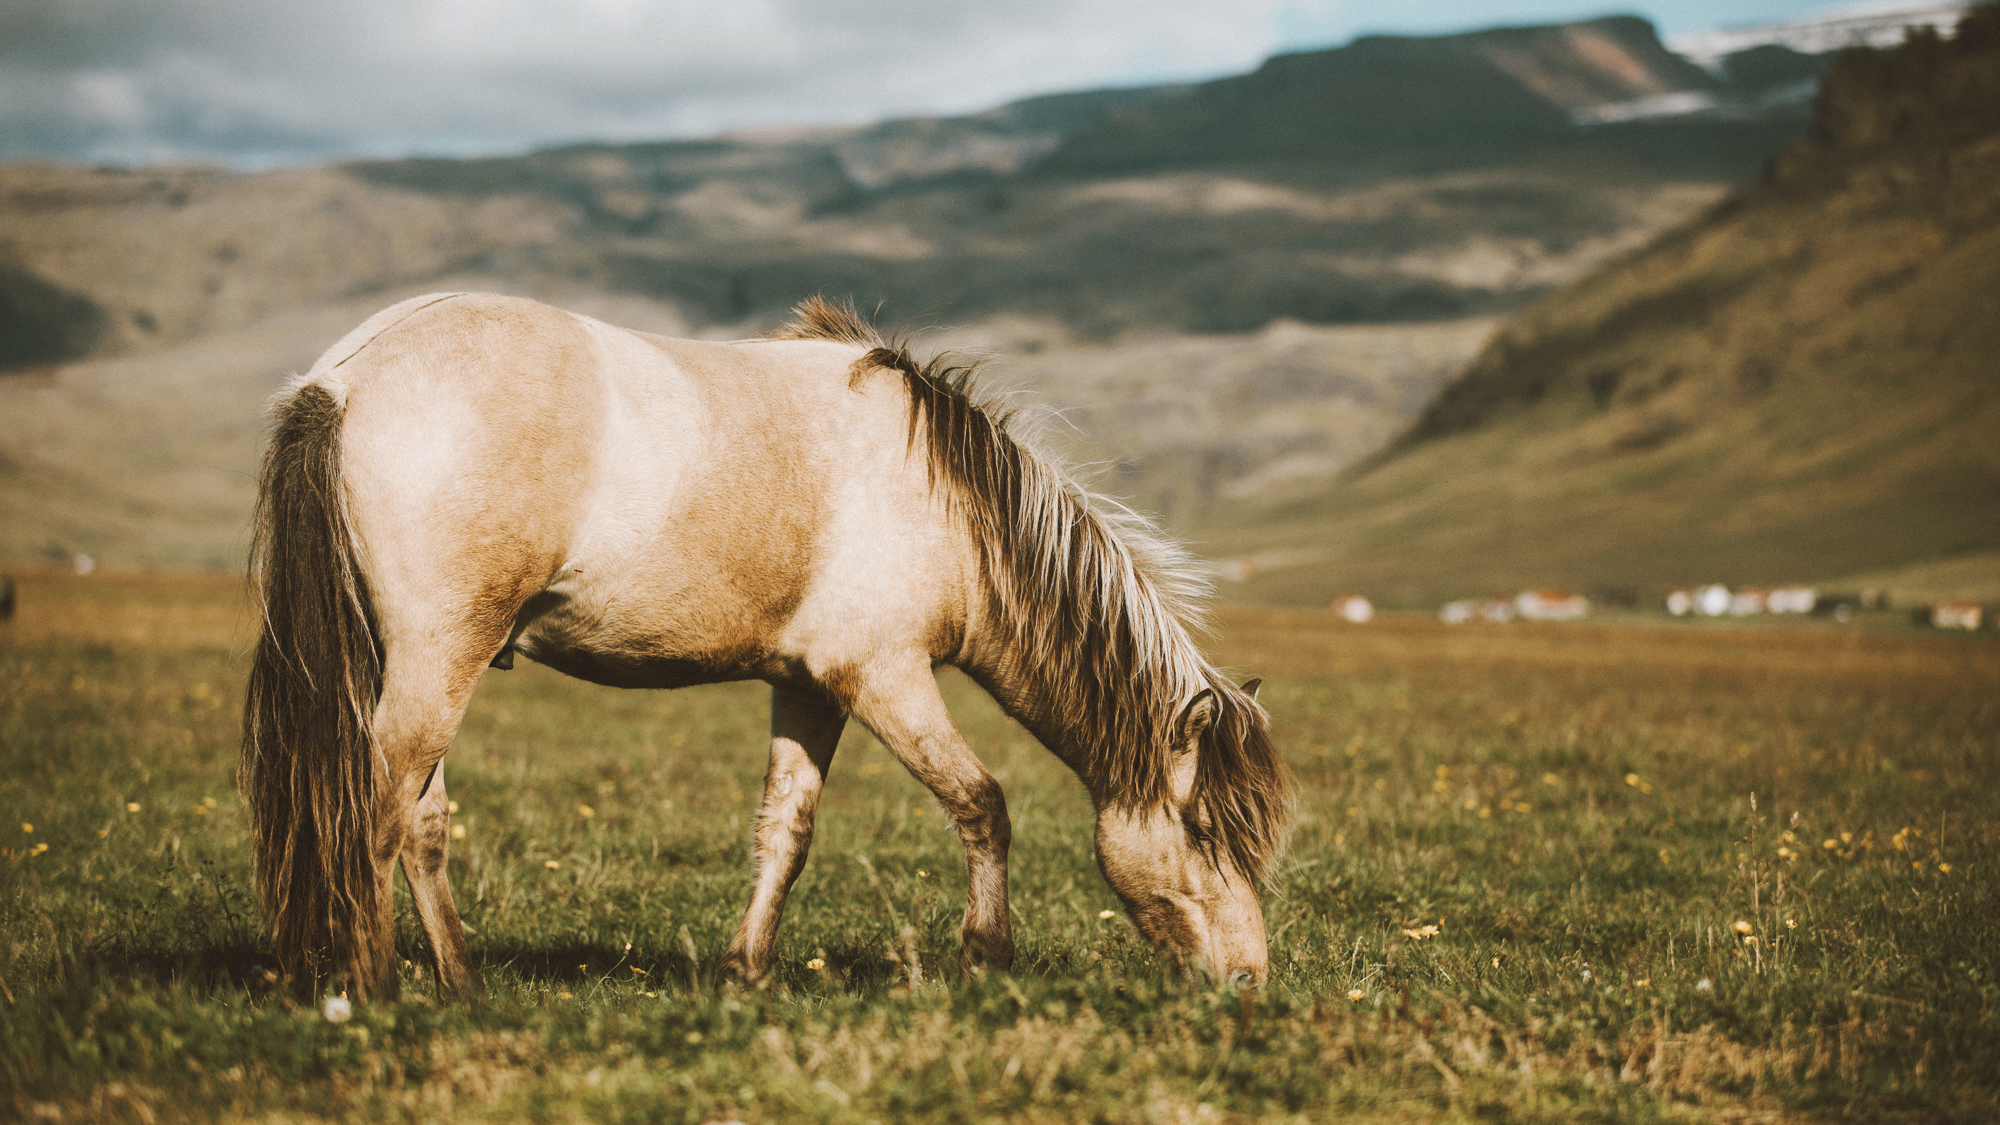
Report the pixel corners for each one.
[0,12,1867,569]
[1215,6,2000,606]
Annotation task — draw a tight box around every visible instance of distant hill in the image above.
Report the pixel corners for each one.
[1217,7,2000,607]
[0,14,1844,568]
[0,15,1814,369]
[1044,16,1793,173]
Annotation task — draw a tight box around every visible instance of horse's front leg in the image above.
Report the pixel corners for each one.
[717,686,847,982]
[847,660,1015,972]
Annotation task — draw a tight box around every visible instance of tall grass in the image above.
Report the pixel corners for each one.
[3,571,1995,1122]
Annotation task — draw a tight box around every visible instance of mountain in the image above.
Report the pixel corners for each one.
[1213,6,2000,607]
[0,14,1839,568]
[1044,16,1787,172]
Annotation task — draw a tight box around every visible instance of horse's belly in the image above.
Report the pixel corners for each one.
[506,566,798,691]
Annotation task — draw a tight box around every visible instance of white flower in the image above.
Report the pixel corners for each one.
[1695,978,1712,992]
[322,996,353,1023]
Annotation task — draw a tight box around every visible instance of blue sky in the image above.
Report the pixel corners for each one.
[0,0,1910,168]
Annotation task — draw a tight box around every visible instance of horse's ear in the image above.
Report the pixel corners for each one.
[1175,688,1218,755]
[1241,678,1262,701]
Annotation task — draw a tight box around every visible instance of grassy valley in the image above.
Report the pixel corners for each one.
[5,570,1996,1122]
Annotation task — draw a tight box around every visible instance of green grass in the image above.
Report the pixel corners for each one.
[4,572,1998,1122]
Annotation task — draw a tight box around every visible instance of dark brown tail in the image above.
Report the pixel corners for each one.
[240,383,385,996]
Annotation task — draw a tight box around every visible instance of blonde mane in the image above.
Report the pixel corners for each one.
[771,297,1291,880]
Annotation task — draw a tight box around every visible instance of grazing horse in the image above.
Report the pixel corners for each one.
[240,293,1291,1001]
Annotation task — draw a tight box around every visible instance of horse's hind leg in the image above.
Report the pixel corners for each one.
[845,659,1014,972]
[400,761,484,998]
[362,636,497,1000]
[717,687,847,982]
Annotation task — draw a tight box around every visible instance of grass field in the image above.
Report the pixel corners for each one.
[3,569,1996,1123]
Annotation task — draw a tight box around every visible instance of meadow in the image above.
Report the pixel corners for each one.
[3,569,1995,1123]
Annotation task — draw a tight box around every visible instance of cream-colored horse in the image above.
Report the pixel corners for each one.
[241,293,1291,1001]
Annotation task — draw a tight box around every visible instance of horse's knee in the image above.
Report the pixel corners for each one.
[944,773,1011,852]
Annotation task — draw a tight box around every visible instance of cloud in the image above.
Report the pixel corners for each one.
[0,0,1293,166]
[0,0,1839,167]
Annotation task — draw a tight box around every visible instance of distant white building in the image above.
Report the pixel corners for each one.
[1695,584,1732,617]
[1767,586,1817,614]
[1440,600,1475,624]
[1730,587,1769,616]
[1666,589,1695,616]
[1330,594,1374,623]
[1931,600,1983,630]
[1515,590,1589,621]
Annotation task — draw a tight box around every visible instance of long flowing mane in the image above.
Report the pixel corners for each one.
[770,297,1292,881]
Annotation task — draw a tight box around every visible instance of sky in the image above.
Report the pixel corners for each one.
[0,0,1884,169]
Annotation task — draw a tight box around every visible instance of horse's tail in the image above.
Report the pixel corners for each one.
[240,381,386,997]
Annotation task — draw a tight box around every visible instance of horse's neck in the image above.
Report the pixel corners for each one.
[957,606,1205,803]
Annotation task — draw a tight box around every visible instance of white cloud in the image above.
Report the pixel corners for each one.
[0,0,1295,165]
[0,0,1844,167]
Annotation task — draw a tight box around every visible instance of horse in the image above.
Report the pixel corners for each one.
[240,292,1292,1001]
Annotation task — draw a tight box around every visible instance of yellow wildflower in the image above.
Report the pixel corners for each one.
[202,796,217,809]
[807,958,826,971]
[577,804,595,819]
[1624,773,1640,787]
[1098,910,1115,920]
[447,800,459,814]
[630,966,645,975]
[1939,863,1953,874]
[1402,924,1440,940]
[544,859,561,870]
[1347,989,1365,1001]
[916,869,930,879]
[1733,920,1753,935]
[450,824,466,839]
[20,823,31,834]
[126,803,140,814]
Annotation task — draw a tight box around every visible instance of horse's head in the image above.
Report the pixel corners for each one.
[1094,679,1283,986]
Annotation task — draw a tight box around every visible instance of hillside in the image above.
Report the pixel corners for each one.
[1216,7,2000,606]
[0,14,1829,568]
